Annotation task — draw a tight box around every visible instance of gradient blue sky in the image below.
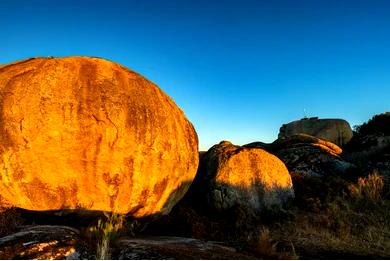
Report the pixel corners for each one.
[1,0,390,150]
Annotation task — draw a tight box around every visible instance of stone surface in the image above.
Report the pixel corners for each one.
[279,118,353,147]
[192,141,294,212]
[271,134,354,178]
[0,225,91,259]
[0,57,198,217]
[117,236,256,259]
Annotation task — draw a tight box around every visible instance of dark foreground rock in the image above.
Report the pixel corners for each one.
[0,225,91,259]
[117,236,256,259]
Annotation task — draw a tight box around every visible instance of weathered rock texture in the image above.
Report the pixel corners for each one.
[192,141,294,212]
[0,57,198,217]
[117,236,256,259]
[0,225,91,259]
[279,118,353,147]
[271,134,354,178]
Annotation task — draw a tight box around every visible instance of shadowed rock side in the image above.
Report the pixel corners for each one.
[190,141,294,213]
[246,134,355,178]
[0,57,199,217]
[279,118,353,147]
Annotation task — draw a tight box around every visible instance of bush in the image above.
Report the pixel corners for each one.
[354,112,390,136]
[86,213,125,260]
[348,172,384,202]
[312,173,386,237]
[249,227,298,259]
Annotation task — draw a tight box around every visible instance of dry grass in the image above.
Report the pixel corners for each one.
[250,227,298,259]
[141,173,389,259]
[269,173,390,259]
[348,171,384,201]
[86,212,125,260]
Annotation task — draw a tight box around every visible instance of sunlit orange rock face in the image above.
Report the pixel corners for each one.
[193,141,294,212]
[0,57,199,217]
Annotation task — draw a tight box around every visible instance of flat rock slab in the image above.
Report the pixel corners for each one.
[0,225,91,259]
[117,236,256,259]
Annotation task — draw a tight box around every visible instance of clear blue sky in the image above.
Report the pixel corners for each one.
[1,0,390,150]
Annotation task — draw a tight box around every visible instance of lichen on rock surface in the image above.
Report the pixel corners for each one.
[0,56,199,217]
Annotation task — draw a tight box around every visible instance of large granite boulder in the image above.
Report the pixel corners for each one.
[191,141,294,212]
[0,57,198,217]
[279,118,353,147]
[0,225,91,259]
[117,236,256,259]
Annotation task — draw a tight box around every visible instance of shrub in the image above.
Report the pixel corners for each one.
[87,212,125,260]
[250,227,298,259]
[348,172,384,202]
[354,112,390,136]
[312,173,386,238]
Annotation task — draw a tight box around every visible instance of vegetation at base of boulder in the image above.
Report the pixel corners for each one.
[250,227,298,260]
[146,172,390,259]
[348,172,384,201]
[84,213,125,260]
[144,200,299,259]
[273,172,390,259]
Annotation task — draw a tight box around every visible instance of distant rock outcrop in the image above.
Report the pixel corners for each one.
[191,141,294,213]
[0,57,199,217]
[279,118,353,147]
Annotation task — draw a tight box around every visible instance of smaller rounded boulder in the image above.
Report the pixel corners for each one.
[191,141,294,212]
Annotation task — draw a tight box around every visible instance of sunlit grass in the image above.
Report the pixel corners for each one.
[87,212,124,260]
